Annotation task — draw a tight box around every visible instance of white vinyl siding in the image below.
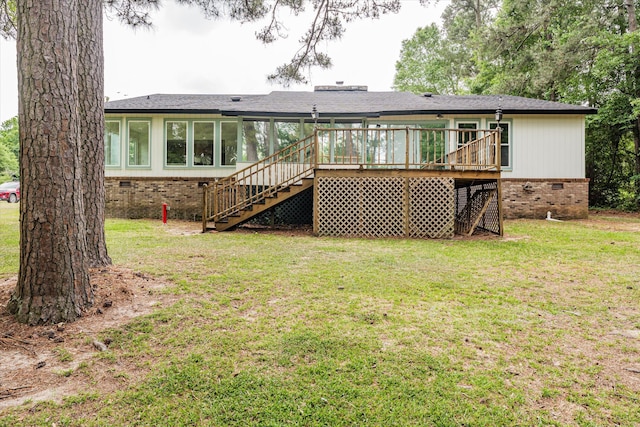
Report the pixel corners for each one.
[507,115,585,179]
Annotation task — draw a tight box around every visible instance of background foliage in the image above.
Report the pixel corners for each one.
[0,117,18,183]
[394,0,640,210]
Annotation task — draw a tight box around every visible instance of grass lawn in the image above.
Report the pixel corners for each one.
[0,201,639,426]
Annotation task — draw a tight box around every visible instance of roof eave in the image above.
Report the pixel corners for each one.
[104,107,598,116]
[221,110,382,118]
[105,108,223,114]
[405,109,597,116]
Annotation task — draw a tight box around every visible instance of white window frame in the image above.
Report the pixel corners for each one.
[220,121,239,167]
[164,120,189,168]
[126,119,151,168]
[454,120,480,148]
[191,121,216,167]
[105,119,121,168]
[488,120,512,169]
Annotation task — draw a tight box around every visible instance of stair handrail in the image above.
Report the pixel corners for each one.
[448,129,501,171]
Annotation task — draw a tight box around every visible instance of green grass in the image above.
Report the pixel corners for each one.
[1,203,639,426]
[0,202,19,276]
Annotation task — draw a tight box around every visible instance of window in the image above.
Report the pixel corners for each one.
[489,122,510,168]
[193,122,214,166]
[274,120,301,152]
[365,123,404,165]
[457,122,478,147]
[105,120,121,167]
[302,122,316,137]
[415,122,446,164]
[166,121,187,166]
[128,120,150,167]
[221,122,238,166]
[365,122,446,165]
[334,122,363,163]
[242,120,270,161]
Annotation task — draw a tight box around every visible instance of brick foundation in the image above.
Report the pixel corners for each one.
[105,177,590,222]
[105,177,215,220]
[501,178,589,220]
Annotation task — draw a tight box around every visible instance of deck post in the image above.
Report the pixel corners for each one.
[405,127,410,169]
[202,184,208,233]
[496,128,502,172]
[404,177,410,237]
[314,129,319,168]
[497,178,504,236]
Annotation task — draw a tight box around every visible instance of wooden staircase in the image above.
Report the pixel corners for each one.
[203,134,317,232]
[454,188,497,236]
[213,178,314,231]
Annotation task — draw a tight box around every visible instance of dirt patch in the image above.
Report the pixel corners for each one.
[234,223,314,237]
[583,210,640,232]
[0,267,179,410]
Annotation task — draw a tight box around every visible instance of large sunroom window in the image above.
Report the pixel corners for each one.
[166,121,187,166]
[334,122,363,163]
[193,122,214,166]
[105,120,121,167]
[274,120,301,152]
[128,120,150,167]
[242,120,269,162]
[221,122,238,166]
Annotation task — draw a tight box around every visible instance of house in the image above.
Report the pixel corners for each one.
[104,85,595,237]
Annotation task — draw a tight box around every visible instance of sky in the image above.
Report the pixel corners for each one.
[0,0,446,123]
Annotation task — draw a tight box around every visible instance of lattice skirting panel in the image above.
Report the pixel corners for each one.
[250,186,314,225]
[455,181,501,235]
[409,177,456,238]
[316,176,455,238]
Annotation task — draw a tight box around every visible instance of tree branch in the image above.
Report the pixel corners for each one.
[0,0,16,39]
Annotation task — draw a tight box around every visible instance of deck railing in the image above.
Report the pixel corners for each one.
[315,127,500,170]
[203,127,500,229]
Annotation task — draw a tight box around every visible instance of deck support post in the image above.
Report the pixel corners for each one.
[202,184,208,233]
[405,127,410,169]
[404,177,411,236]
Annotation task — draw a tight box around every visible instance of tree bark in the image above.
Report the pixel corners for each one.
[625,0,637,32]
[8,0,92,325]
[78,0,111,267]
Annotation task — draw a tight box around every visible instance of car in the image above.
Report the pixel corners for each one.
[0,181,20,203]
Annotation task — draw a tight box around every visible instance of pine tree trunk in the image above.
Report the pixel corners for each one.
[78,0,111,267]
[8,0,93,325]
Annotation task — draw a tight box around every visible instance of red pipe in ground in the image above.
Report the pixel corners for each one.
[162,203,168,224]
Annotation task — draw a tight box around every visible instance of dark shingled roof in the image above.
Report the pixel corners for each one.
[105,91,596,117]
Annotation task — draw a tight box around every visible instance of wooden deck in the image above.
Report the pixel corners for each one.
[203,127,503,237]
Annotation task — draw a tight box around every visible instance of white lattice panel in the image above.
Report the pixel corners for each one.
[408,178,455,238]
[316,177,360,236]
[360,177,405,237]
[317,176,458,239]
